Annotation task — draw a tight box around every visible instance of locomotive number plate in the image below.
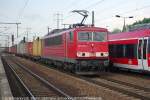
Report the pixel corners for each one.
[90,53,96,56]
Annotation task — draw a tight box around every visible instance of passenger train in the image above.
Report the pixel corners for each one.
[109,29,150,72]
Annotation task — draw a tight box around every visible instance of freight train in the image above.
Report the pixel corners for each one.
[7,25,109,75]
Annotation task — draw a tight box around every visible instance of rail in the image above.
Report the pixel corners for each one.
[11,58,73,99]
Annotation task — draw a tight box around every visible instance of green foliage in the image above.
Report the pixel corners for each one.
[112,18,150,33]
[111,28,121,34]
[126,18,150,31]
[131,18,150,26]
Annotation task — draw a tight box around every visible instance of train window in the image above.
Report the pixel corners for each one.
[143,39,147,59]
[138,40,142,59]
[125,44,137,59]
[109,44,124,58]
[45,35,62,46]
[69,32,73,41]
[123,45,126,57]
[78,32,92,41]
[110,44,137,59]
[93,32,106,41]
[116,45,124,58]
[109,45,117,58]
[148,38,150,53]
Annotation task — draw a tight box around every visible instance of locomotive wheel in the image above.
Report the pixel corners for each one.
[63,63,75,72]
[64,63,69,71]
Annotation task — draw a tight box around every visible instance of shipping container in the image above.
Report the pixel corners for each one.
[25,42,33,55]
[32,38,42,56]
[17,41,27,54]
[10,45,17,53]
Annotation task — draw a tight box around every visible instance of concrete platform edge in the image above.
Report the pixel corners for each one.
[0,55,13,99]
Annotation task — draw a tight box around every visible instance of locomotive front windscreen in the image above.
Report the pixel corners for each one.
[78,32,107,42]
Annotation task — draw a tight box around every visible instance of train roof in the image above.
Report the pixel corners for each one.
[43,26,108,39]
[48,26,107,34]
[109,29,150,41]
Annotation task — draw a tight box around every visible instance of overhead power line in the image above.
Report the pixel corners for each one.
[0,27,10,33]
[121,4,150,15]
[62,0,80,10]
[84,0,105,10]
[63,0,105,21]
[0,22,21,37]
[95,0,126,15]
[96,4,150,23]
[17,0,29,21]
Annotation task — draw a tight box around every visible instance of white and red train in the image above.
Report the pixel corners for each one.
[109,29,150,72]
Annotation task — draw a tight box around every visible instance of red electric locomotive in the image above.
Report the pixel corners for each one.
[41,10,109,74]
[42,26,109,74]
[109,27,150,72]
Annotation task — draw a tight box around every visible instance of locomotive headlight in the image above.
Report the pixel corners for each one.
[96,52,109,57]
[104,52,109,57]
[77,52,90,57]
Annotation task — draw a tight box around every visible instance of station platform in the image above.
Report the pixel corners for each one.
[0,55,13,99]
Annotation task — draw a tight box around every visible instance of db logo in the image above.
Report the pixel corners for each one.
[128,60,132,64]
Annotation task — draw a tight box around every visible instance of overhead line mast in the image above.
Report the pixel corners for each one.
[0,22,21,37]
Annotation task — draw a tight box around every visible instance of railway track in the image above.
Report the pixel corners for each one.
[2,56,73,99]
[8,55,138,100]
[98,72,150,92]
[82,76,150,100]
[7,54,150,100]
[30,57,150,99]
[110,69,150,80]
[35,55,150,100]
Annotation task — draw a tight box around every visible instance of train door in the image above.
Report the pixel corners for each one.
[138,37,150,71]
[67,31,74,58]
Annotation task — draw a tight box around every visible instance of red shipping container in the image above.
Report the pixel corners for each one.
[26,42,33,55]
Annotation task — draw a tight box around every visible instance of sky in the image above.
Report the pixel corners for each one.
[0,0,150,46]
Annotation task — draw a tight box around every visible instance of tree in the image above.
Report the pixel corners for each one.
[130,18,150,26]
[111,28,121,34]
[127,18,150,31]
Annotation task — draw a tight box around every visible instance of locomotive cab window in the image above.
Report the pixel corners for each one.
[78,32,107,41]
[78,32,92,41]
[93,32,106,41]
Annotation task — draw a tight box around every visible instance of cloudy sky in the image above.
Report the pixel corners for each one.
[0,0,150,46]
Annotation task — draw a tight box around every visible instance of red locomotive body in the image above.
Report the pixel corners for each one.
[42,26,109,74]
[109,29,150,72]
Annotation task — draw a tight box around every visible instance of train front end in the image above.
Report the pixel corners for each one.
[75,27,109,74]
